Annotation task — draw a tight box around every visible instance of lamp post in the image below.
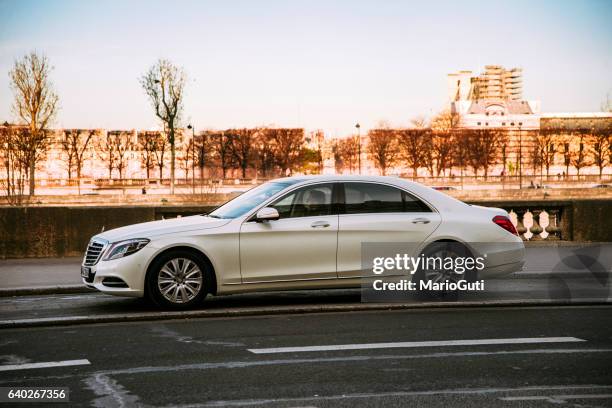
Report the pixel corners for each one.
[518,122,523,189]
[355,123,361,174]
[187,124,195,194]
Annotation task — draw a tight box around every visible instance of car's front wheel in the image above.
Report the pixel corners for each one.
[146,250,210,309]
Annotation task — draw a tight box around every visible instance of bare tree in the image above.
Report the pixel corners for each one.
[431,109,462,177]
[454,130,470,180]
[367,127,398,176]
[228,128,257,178]
[178,138,194,180]
[60,129,94,193]
[254,130,276,178]
[432,131,455,177]
[397,128,430,179]
[194,133,213,180]
[534,130,557,178]
[97,132,117,179]
[152,133,168,179]
[9,52,59,195]
[466,129,502,179]
[306,130,325,174]
[137,131,159,179]
[570,131,591,177]
[0,124,30,205]
[141,59,186,194]
[589,127,611,177]
[562,141,571,178]
[111,131,135,180]
[268,128,305,176]
[207,130,233,179]
[333,137,359,174]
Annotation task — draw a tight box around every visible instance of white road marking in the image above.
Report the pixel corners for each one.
[248,337,585,354]
[500,394,612,402]
[0,359,90,372]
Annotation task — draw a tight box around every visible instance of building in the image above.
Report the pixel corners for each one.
[448,65,523,102]
[448,65,540,130]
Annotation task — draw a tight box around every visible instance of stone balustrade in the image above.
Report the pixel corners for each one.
[508,207,564,241]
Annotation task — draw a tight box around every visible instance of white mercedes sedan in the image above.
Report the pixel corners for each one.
[81,176,525,308]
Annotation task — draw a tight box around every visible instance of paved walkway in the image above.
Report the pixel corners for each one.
[0,257,82,289]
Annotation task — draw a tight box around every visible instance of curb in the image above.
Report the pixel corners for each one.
[0,285,94,297]
[0,299,610,329]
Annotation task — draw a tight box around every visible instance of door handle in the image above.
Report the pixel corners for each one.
[311,221,330,228]
[412,218,430,224]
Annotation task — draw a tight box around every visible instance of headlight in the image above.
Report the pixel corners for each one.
[102,238,150,261]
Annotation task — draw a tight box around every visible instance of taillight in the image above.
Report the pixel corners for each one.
[493,215,518,236]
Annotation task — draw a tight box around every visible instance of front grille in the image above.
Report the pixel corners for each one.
[84,240,106,266]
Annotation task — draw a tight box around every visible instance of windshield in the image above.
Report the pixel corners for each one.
[207,182,294,219]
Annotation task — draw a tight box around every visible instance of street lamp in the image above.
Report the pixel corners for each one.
[187,124,195,194]
[355,123,361,175]
[518,122,523,189]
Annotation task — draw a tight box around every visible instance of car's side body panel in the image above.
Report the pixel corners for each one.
[337,212,441,278]
[239,214,339,282]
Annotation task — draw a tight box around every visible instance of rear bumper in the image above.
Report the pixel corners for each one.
[469,239,526,278]
[480,259,525,278]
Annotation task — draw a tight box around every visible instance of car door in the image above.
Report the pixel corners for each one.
[239,183,339,283]
[337,181,441,278]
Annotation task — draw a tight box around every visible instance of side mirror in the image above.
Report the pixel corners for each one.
[255,207,279,222]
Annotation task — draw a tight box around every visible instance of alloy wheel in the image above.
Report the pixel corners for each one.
[157,258,203,304]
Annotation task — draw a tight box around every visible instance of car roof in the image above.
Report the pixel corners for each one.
[272,174,405,183]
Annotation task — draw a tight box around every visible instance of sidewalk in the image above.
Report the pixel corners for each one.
[0,257,87,295]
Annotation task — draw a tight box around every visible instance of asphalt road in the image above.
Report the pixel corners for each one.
[0,305,611,407]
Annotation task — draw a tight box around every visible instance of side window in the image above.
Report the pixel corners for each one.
[344,183,431,214]
[270,184,333,219]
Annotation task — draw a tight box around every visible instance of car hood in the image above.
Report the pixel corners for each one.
[94,215,231,243]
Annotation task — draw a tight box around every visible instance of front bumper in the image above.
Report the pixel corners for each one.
[81,246,156,297]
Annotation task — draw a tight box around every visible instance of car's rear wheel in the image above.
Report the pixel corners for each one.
[147,249,209,309]
[413,242,476,301]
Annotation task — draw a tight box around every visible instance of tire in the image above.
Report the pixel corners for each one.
[146,249,211,310]
[413,241,476,301]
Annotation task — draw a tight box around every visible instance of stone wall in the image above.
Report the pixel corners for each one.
[0,200,610,259]
[0,206,214,259]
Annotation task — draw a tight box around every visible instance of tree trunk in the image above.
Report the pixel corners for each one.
[77,167,81,195]
[29,160,35,196]
[170,136,175,195]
